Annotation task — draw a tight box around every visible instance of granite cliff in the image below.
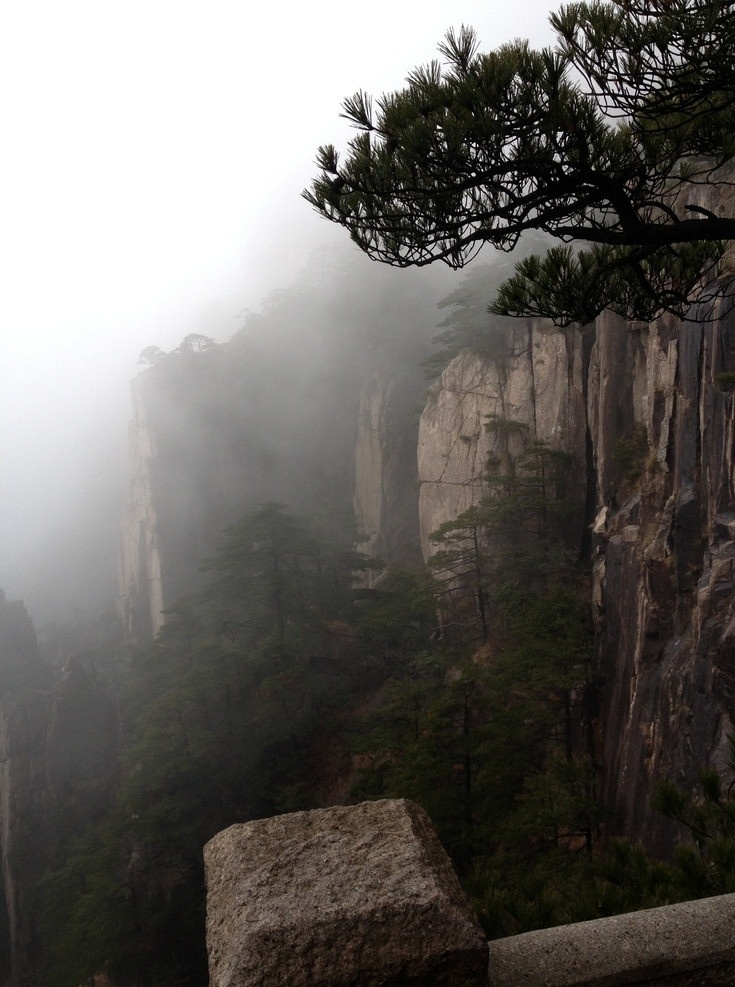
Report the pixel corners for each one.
[115,264,735,854]
[117,264,442,644]
[417,306,735,851]
[117,338,363,644]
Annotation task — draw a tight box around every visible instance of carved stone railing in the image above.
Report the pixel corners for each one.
[487,894,735,986]
[204,799,735,987]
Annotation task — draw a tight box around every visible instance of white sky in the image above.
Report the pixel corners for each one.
[0,0,558,614]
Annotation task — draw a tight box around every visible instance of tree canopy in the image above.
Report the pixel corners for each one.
[305,0,735,325]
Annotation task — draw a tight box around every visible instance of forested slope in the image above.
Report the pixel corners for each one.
[3,240,735,985]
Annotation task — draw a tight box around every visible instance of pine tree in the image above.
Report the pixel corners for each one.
[306,1,735,325]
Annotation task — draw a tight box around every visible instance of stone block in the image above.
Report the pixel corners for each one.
[487,893,735,986]
[204,798,488,987]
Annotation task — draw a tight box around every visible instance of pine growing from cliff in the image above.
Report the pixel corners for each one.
[306,0,735,325]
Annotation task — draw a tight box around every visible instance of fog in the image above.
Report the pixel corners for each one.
[1,0,557,624]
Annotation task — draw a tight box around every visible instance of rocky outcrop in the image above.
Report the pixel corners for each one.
[417,321,587,560]
[116,343,365,646]
[118,326,433,643]
[117,375,166,644]
[0,594,48,696]
[115,249,735,852]
[590,307,735,851]
[353,371,425,572]
[204,799,488,987]
[116,355,272,646]
[417,303,735,852]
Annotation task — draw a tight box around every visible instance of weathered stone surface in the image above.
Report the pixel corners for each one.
[591,302,735,851]
[487,893,735,987]
[417,322,586,562]
[416,278,735,853]
[353,371,425,572]
[204,799,488,987]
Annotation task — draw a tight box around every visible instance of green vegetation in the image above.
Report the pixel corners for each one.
[716,371,735,391]
[40,481,592,982]
[612,423,650,482]
[37,505,438,986]
[306,0,735,325]
[653,742,735,898]
[37,484,735,983]
[428,434,577,642]
[422,237,549,377]
[348,431,605,928]
[36,4,735,978]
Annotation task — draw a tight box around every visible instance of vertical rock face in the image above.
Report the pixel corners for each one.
[591,307,735,851]
[118,322,432,643]
[0,594,50,983]
[417,304,735,851]
[117,376,166,644]
[117,343,364,646]
[0,594,47,696]
[115,248,735,849]
[417,321,587,561]
[0,596,119,986]
[116,358,274,646]
[353,371,425,572]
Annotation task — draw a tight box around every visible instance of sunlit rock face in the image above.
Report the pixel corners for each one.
[417,321,587,562]
[417,304,735,853]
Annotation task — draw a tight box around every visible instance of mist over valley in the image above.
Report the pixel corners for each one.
[2,1,735,985]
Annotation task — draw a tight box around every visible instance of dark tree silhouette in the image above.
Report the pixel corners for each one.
[306,0,735,325]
